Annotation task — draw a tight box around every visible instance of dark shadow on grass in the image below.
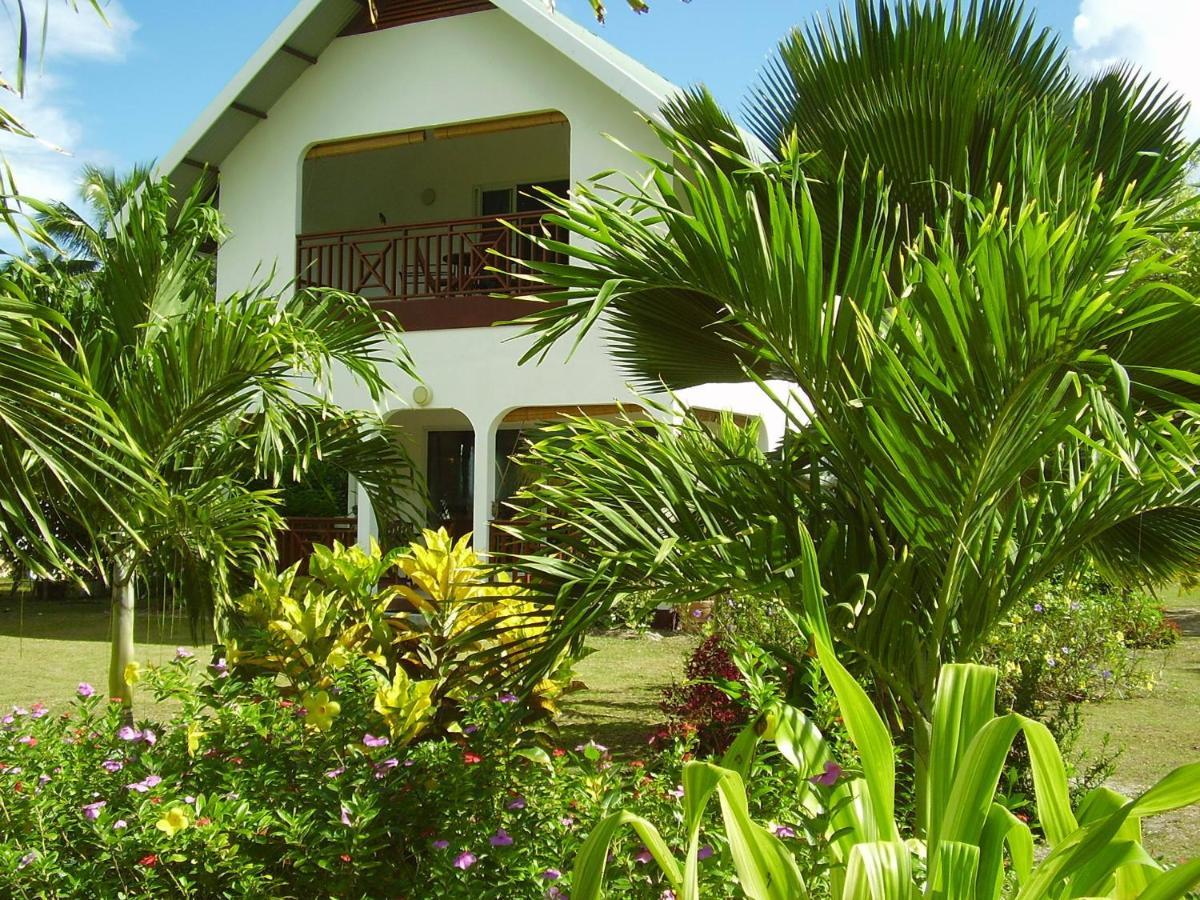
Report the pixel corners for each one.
[0,599,208,646]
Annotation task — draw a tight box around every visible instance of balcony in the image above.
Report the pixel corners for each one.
[296,209,561,331]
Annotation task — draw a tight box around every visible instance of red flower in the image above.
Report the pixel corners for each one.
[150,797,162,805]
[339,854,352,863]
[279,700,294,708]
[552,748,566,758]
[463,751,483,765]
[629,760,645,769]
[230,757,244,766]
[197,817,212,826]
[138,854,159,868]
[13,782,23,793]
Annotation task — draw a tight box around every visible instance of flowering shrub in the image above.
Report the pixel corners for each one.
[977,569,1176,711]
[0,649,810,897]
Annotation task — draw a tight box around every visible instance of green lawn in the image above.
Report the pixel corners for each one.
[1076,591,1200,861]
[0,597,206,712]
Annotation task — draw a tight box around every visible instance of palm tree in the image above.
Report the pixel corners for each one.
[10,172,420,707]
[0,0,155,577]
[501,0,1200,799]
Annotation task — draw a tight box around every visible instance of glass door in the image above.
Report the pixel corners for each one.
[427,430,475,538]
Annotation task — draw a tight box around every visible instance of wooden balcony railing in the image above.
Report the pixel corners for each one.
[277,516,358,572]
[296,210,562,330]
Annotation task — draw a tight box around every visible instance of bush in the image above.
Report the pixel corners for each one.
[0,654,811,898]
[656,635,749,755]
[977,567,1177,713]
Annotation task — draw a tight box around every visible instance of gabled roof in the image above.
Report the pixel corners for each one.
[158,0,683,198]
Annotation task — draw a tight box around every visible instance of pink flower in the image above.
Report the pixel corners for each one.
[774,824,797,839]
[490,828,514,847]
[547,889,569,899]
[432,839,449,850]
[362,733,389,748]
[540,869,562,880]
[340,806,352,826]
[30,703,48,719]
[113,820,128,830]
[661,891,678,900]
[453,851,477,870]
[77,683,95,699]
[17,736,36,746]
[209,658,229,678]
[809,761,843,788]
[668,785,685,799]
[117,726,139,742]
[127,774,162,793]
[18,851,36,869]
[498,692,519,704]
[82,800,106,820]
[633,847,653,864]
[141,729,157,747]
[175,647,193,660]
[507,795,526,810]
[324,767,345,779]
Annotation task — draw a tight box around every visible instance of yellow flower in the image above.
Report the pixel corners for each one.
[186,720,205,758]
[155,806,191,837]
[301,689,341,731]
[123,662,142,685]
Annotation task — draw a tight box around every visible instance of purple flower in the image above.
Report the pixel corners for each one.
[175,647,193,660]
[37,773,51,787]
[463,724,478,735]
[1102,669,1114,680]
[1,715,12,726]
[661,891,678,900]
[117,726,140,742]
[498,692,519,704]
[560,817,575,828]
[18,850,37,869]
[11,706,27,717]
[141,729,157,747]
[373,758,399,778]
[209,658,229,678]
[77,682,95,699]
[507,795,526,810]
[633,847,653,864]
[113,819,127,830]
[668,784,685,799]
[324,767,345,779]
[432,839,449,850]
[540,868,562,881]
[490,828,514,847]
[774,824,797,839]
[691,608,703,618]
[17,735,35,746]
[697,845,714,860]
[809,761,843,787]
[30,703,48,719]
[1033,602,1045,613]
[453,851,477,870]
[82,800,106,820]
[547,889,569,900]
[126,774,162,793]
[340,806,352,827]
[362,733,389,748]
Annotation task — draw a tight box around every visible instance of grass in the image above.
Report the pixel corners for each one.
[0,596,206,713]
[1076,590,1200,861]
[558,632,697,754]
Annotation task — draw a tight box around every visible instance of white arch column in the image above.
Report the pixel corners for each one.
[471,414,500,555]
[354,478,378,550]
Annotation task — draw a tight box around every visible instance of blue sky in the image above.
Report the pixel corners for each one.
[2,0,1195,207]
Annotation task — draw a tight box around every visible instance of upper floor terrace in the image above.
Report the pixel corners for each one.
[296,112,568,330]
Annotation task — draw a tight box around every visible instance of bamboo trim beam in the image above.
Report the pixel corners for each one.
[306,128,426,160]
[501,403,642,425]
[433,111,567,140]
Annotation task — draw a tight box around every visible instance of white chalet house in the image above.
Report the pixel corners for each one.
[159,0,776,557]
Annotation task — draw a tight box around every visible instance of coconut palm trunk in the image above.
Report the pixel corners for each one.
[108,555,136,711]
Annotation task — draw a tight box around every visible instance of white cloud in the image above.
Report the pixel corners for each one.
[1072,0,1200,136]
[0,1,136,207]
